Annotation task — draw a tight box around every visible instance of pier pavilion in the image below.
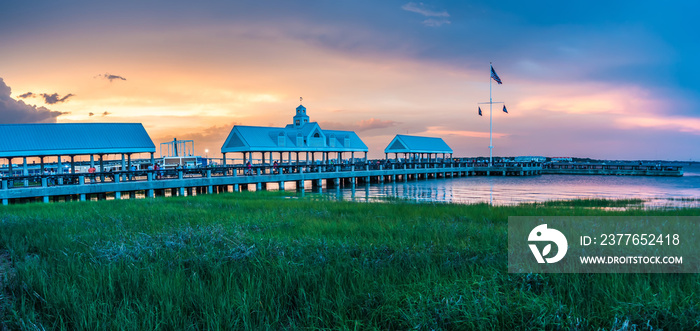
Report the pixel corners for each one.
[220,104,368,166]
[0,123,156,178]
[384,134,453,162]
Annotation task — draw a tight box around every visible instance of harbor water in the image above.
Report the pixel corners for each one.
[318,163,700,208]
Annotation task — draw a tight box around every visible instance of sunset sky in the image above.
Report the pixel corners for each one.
[1,1,699,160]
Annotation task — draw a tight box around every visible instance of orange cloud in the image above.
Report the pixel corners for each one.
[616,116,700,134]
[319,118,399,133]
[422,126,508,139]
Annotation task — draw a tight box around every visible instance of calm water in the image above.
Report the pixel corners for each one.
[313,164,700,208]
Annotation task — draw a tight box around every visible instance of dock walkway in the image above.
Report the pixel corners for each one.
[0,161,542,204]
[542,162,683,177]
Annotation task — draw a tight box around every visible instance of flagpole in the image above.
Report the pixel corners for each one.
[478,63,504,167]
[489,62,493,166]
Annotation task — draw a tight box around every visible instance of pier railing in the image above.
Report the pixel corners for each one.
[542,162,683,176]
[0,160,547,188]
[0,160,545,204]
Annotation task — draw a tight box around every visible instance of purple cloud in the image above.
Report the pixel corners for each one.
[0,78,66,123]
[97,73,127,82]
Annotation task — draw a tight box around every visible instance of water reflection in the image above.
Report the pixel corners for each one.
[300,165,700,208]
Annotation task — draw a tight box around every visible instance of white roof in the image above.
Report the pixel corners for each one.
[0,123,155,157]
[221,122,368,153]
[384,135,453,154]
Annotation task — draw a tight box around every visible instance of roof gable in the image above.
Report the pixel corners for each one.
[223,129,247,149]
[388,138,406,151]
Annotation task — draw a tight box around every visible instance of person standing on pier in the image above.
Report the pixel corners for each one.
[88,165,96,183]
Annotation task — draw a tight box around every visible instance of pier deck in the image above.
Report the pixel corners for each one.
[1,162,542,204]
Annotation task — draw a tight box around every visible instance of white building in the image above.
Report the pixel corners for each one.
[220,103,368,165]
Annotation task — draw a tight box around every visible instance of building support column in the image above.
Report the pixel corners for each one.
[23,157,28,186]
[207,170,213,194]
[57,156,64,185]
[99,155,105,181]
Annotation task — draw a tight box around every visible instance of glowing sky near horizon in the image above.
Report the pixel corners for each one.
[1,1,699,160]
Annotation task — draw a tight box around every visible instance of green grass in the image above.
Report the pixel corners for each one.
[530,198,646,208]
[0,192,699,330]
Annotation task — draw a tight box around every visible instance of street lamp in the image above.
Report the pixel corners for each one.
[205,149,209,158]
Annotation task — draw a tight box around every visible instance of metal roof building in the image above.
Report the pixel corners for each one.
[384,134,453,161]
[0,123,155,158]
[221,104,368,165]
[0,123,156,176]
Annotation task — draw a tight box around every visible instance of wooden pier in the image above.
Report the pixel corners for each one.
[542,162,683,177]
[0,161,542,205]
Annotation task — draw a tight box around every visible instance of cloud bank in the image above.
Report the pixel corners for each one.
[0,78,65,123]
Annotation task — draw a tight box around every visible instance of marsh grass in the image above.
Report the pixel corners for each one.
[0,192,699,330]
[531,198,647,208]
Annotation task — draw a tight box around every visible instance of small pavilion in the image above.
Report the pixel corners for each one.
[0,123,156,177]
[220,103,368,165]
[384,134,453,162]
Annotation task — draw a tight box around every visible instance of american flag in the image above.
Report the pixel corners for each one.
[491,65,502,84]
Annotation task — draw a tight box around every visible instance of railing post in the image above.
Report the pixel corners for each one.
[41,177,47,187]
[206,170,211,178]
[178,170,184,180]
